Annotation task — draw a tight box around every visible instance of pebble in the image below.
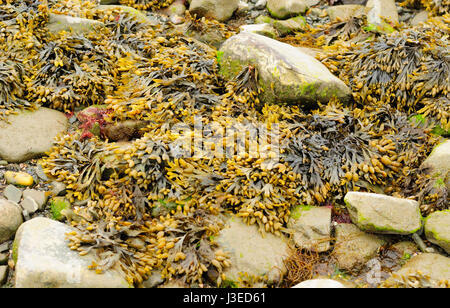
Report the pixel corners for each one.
[4,171,34,187]
[21,197,40,214]
[22,189,47,210]
[3,185,22,203]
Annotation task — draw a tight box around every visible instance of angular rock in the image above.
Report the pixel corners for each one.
[292,279,346,288]
[366,0,399,25]
[20,197,39,214]
[239,24,277,39]
[344,192,422,235]
[421,139,450,189]
[382,253,450,287]
[189,0,239,22]
[13,217,130,288]
[287,205,331,252]
[0,108,68,163]
[326,5,369,22]
[333,223,386,272]
[48,14,105,34]
[267,0,308,19]
[0,199,23,243]
[216,215,289,284]
[424,210,450,254]
[3,185,22,203]
[22,189,48,210]
[219,32,350,106]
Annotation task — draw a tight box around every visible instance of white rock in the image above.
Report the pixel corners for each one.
[366,0,398,25]
[421,139,449,188]
[189,0,239,22]
[292,279,346,288]
[48,14,105,34]
[267,0,308,19]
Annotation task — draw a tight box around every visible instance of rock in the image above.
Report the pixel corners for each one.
[142,270,164,288]
[410,11,429,26]
[100,0,119,4]
[22,189,47,210]
[49,197,71,221]
[13,217,130,288]
[267,0,308,19]
[239,23,277,38]
[4,171,34,187]
[344,192,422,235]
[0,108,68,163]
[216,215,289,285]
[383,253,450,287]
[0,265,7,285]
[103,120,147,142]
[255,0,267,10]
[272,15,307,35]
[366,0,399,25]
[292,279,346,288]
[189,0,239,22]
[326,5,368,22]
[20,197,39,214]
[219,32,350,106]
[3,185,22,203]
[0,253,7,265]
[287,205,331,252]
[424,210,450,254]
[389,241,419,259]
[421,139,449,189]
[50,181,67,197]
[0,199,23,243]
[333,223,386,272]
[48,14,105,34]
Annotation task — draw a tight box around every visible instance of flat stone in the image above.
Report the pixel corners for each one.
[267,0,308,19]
[20,197,39,214]
[219,32,350,106]
[216,215,289,285]
[189,0,239,22]
[0,199,23,243]
[333,223,386,272]
[424,210,450,254]
[3,185,22,203]
[48,13,105,34]
[421,139,450,189]
[344,192,422,235]
[410,10,429,26]
[22,189,48,210]
[13,217,131,288]
[287,205,331,252]
[0,108,68,163]
[382,253,450,287]
[292,278,346,288]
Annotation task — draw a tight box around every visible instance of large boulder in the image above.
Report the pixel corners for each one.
[0,199,23,244]
[424,210,450,254]
[333,223,386,272]
[216,215,289,285]
[13,217,130,288]
[382,253,450,287]
[189,0,239,22]
[421,139,449,189]
[267,0,308,19]
[0,108,68,163]
[344,192,422,235]
[218,32,350,106]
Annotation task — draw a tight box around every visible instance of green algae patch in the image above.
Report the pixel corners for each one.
[49,197,71,221]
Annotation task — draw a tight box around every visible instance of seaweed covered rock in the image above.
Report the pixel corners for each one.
[189,0,239,22]
[0,199,23,244]
[424,210,450,254]
[219,32,351,106]
[48,13,105,34]
[13,217,130,288]
[0,108,68,163]
[267,0,308,19]
[344,192,422,235]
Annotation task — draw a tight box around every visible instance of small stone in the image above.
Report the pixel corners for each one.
[255,0,267,10]
[22,189,48,210]
[3,185,22,203]
[410,10,429,26]
[0,199,23,243]
[21,197,39,214]
[292,279,346,288]
[142,270,164,288]
[189,0,239,22]
[4,171,34,187]
[0,265,7,285]
[424,210,450,254]
[326,5,368,22]
[50,181,67,196]
[0,160,7,166]
[366,0,399,25]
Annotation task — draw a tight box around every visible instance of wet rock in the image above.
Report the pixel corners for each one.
[0,199,23,243]
[326,5,368,22]
[424,210,450,254]
[267,0,308,19]
[344,192,422,235]
[13,217,130,288]
[383,253,450,287]
[219,32,350,106]
[4,171,34,187]
[22,189,47,210]
[292,279,346,288]
[0,108,68,163]
[216,215,289,285]
[287,205,331,252]
[48,13,105,34]
[239,23,277,38]
[421,139,449,189]
[366,0,398,25]
[333,223,386,272]
[3,185,22,204]
[0,265,7,285]
[189,0,239,22]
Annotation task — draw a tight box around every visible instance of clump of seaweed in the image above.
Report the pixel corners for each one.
[119,0,174,11]
[400,0,450,15]
[282,246,320,287]
[381,270,450,288]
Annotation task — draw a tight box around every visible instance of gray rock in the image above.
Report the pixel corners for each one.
[0,199,23,243]
[13,217,131,288]
[50,181,67,197]
[424,210,450,254]
[48,14,105,34]
[326,5,369,22]
[292,279,346,288]
[410,10,429,26]
[142,270,164,288]
[3,185,22,204]
[382,253,450,287]
[287,205,331,252]
[219,32,350,106]
[189,0,239,22]
[0,265,7,285]
[22,189,48,210]
[239,23,277,38]
[267,0,308,19]
[255,0,267,10]
[0,108,68,163]
[421,139,449,189]
[0,253,7,265]
[366,0,398,25]
[344,192,422,235]
[272,15,307,35]
[216,215,289,285]
[20,197,39,214]
[333,223,386,272]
